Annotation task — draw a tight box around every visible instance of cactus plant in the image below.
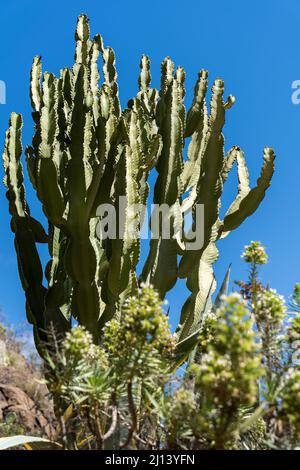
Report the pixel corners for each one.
[2,14,275,359]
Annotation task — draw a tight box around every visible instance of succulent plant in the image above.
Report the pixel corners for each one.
[2,14,275,359]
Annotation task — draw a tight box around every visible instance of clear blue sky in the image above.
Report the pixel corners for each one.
[0,0,299,330]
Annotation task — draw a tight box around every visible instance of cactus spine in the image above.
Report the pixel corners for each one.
[3,15,275,360]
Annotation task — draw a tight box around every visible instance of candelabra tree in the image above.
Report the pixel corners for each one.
[3,14,275,362]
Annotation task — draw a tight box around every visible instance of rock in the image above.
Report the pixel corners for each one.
[0,384,54,437]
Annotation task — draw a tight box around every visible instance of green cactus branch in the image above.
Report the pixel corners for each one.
[3,114,49,352]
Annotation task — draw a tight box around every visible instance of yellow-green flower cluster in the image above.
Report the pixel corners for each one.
[256,289,286,329]
[241,241,268,265]
[63,326,93,359]
[104,286,175,378]
[63,325,108,368]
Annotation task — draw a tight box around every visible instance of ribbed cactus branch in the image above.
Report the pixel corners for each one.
[3,114,49,352]
[3,14,275,360]
[220,147,275,234]
[141,59,185,298]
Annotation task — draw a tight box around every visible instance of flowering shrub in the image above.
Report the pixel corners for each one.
[188,294,263,449]
[13,242,300,450]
